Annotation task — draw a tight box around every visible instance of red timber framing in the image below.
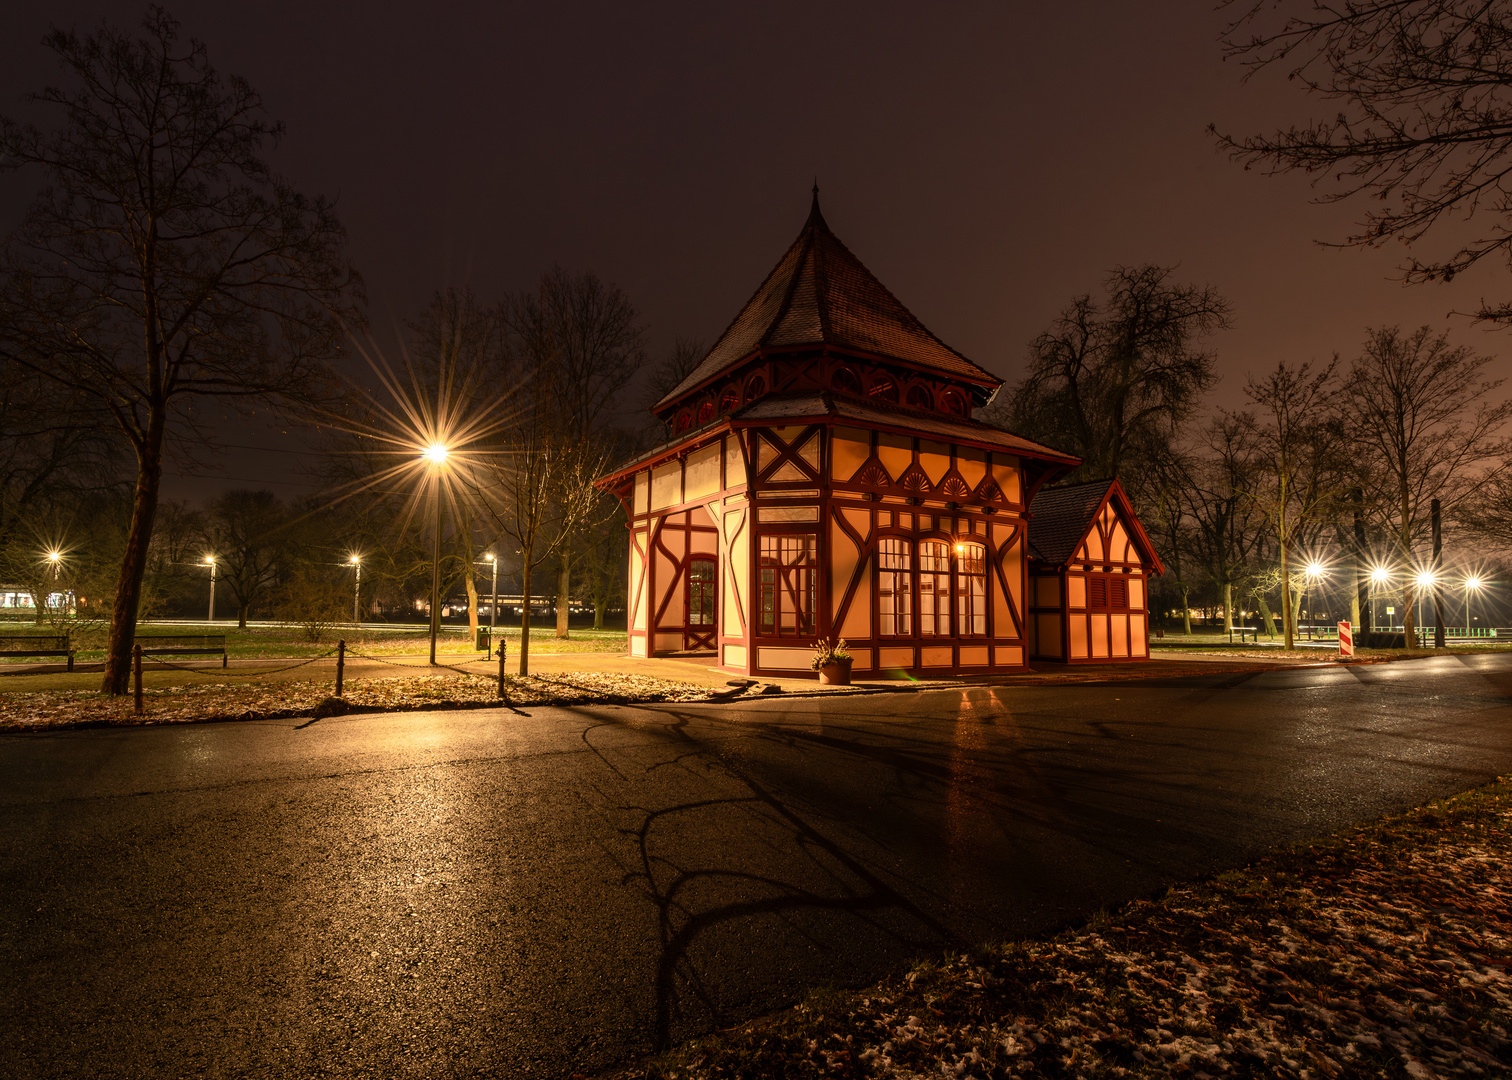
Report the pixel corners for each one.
[1024,479,1165,664]
[594,190,1108,679]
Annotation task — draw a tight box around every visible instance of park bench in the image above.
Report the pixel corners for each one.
[0,634,76,671]
[1227,625,1258,644]
[135,634,228,667]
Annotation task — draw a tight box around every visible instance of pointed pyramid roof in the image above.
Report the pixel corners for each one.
[655,191,1001,411]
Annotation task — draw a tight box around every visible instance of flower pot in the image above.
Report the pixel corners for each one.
[818,659,852,686]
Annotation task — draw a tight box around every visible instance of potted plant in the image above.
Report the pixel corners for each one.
[810,636,853,685]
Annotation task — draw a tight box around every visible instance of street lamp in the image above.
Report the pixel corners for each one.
[204,555,217,623]
[423,443,451,665]
[1464,576,1484,641]
[1415,570,1438,646]
[348,554,362,624]
[1369,566,1390,632]
[483,553,498,634]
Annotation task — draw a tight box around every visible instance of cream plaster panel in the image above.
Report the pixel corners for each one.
[651,462,681,510]
[723,643,747,668]
[831,427,870,481]
[958,645,989,666]
[829,521,860,623]
[653,542,680,629]
[995,645,1023,667]
[1070,615,1088,658]
[1130,614,1147,656]
[756,646,813,670]
[1090,615,1109,657]
[1112,616,1129,657]
[920,646,954,667]
[841,561,871,642]
[796,430,821,471]
[724,435,745,486]
[773,425,806,446]
[919,441,950,484]
[633,471,649,515]
[768,460,809,483]
[840,507,871,543]
[848,648,873,671]
[1109,520,1131,563]
[655,632,683,653]
[958,446,986,489]
[1129,576,1146,610]
[758,506,818,523]
[630,636,647,657]
[999,534,1023,636]
[1085,528,1105,562]
[878,647,914,669]
[1036,614,1064,658]
[685,444,722,502]
[724,509,748,636]
[877,431,912,478]
[991,456,1022,502]
[1068,574,1087,609]
[992,560,1012,637]
[630,532,648,631]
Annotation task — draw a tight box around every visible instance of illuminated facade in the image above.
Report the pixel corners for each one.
[596,195,1159,678]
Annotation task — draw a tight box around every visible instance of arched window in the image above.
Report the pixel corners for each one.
[868,376,899,402]
[919,540,951,636]
[831,368,861,395]
[877,537,913,636]
[956,542,987,636]
[906,385,932,410]
[696,399,715,425]
[676,410,693,432]
[744,374,767,402]
[719,386,740,413]
[940,390,968,417]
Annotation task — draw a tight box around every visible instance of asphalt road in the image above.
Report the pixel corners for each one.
[3,654,1511,1079]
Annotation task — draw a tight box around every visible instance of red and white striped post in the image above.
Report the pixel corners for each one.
[1338,619,1354,659]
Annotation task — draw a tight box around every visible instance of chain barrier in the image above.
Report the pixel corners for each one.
[145,649,341,678]
[344,650,492,678]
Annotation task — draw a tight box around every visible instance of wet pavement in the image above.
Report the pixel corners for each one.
[2,653,1510,1078]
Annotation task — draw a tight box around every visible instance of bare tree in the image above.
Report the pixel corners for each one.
[1242,360,1346,649]
[994,265,1229,480]
[1215,1,1512,318]
[1176,415,1271,634]
[1344,325,1512,638]
[203,489,288,629]
[499,268,646,640]
[0,11,359,691]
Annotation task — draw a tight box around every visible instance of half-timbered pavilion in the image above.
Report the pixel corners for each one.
[596,193,1091,678]
[1025,478,1164,663]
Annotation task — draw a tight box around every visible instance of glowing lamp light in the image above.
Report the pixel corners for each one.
[46,551,61,564]
[348,554,361,565]
[422,443,450,464]
[1466,577,1483,591]
[1416,571,1438,589]
[203,555,216,566]
[486,553,496,562]
[1370,566,1389,584]
[954,543,964,554]
[1305,562,1324,579]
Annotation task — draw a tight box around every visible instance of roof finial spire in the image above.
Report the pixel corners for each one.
[805,179,828,230]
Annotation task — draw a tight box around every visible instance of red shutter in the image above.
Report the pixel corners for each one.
[1110,576,1128,611]
[1088,575,1107,609]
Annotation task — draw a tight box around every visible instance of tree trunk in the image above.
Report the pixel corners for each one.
[1222,582,1233,633]
[555,551,570,639]
[1432,498,1446,648]
[101,432,165,694]
[238,604,248,630]
[465,572,479,644]
[1180,583,1191,635]
[1257,594,1277,638]
[593,597,605,630]
[518,567,532,677]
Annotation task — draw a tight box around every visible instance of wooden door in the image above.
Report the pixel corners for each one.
[686,558,717,651]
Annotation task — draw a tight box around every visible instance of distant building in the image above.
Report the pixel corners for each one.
[595,194,1161,677]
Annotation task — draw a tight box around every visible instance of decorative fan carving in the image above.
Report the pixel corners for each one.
[898,462,932,492]
[850,457,891,487]
[975,478,1005,503]
[936,470,971,498]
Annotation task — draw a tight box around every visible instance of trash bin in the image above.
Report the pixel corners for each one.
[475,627,490,652]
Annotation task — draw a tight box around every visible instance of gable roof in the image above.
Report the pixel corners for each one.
[1027,478,1165,574]
[655,192,1001,411]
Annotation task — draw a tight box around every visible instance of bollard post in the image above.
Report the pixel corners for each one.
[497,641,506,698]
[335,639,346,697]
[133,644,144,716]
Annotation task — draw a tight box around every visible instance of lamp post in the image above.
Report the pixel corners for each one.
[1415,570,1437,647]
[348,554,362,624]
[484,553,498,633]
[204,555,217,623]
[1369,566,1389,636]
[423,442,450,665]
[1464,576,1483,640]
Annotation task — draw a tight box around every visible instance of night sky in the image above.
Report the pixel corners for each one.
[3,1,1506,502]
